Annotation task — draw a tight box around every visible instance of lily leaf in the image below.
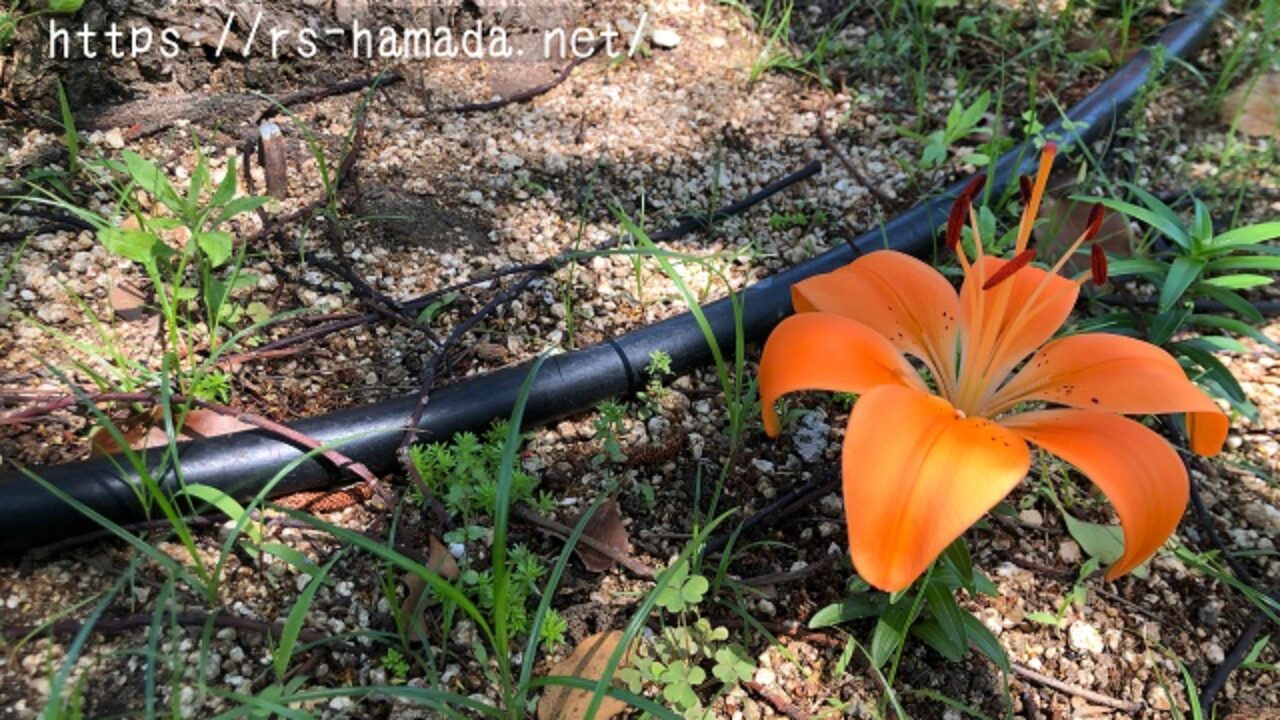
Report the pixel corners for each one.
[1158,256,1205,313]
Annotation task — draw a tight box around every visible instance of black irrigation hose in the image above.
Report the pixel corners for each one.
[0,0,1226,553]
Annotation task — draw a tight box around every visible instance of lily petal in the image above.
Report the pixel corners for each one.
[842,386,1031,591]
[759,313,925,437]
[1002,410,1187,579]
[792,250,961,385]
[960,256,1078,385]
[986,333,1228,456]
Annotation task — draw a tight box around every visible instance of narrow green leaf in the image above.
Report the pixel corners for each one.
[1105,257,1165,278]
[1026,611,1063,627]
[210,157,239,209]
[1086,194,1189,249]
[1192,199,1212,250]
[870,596,915,669]
[1201,273,1273,290]
[1211,221,1280,249]
[213,196,271,227]
[260,543,322,576]
[1187,314,1280,352]
[1174,340,1249,405]
[1158,256,1205,313]
[912,619,965,662]
[1204,255,1280,272]
[941,539,974,593]
[178,484,261,545]
[1197,285,1263,323]
[55,79,78,174]
[187,154,210,218]
[122,150,182,214]
[274,554,340,681]
[1124,183,1193,248]
[923,582,968,660]
[48,0,85,12]
[961,612,1011,673]
[810,594,888,629]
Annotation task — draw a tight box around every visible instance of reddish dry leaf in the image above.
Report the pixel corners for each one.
[573,499,630,573]
[537,630,632,720]
[91,407,253,457]
[1222,73,1280,138]
[107,276,149,322]
[1066,20,1139,66]
[399,536,462,641]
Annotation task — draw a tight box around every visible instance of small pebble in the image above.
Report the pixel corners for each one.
[1069,620,1104,654]
[651,28,681,49]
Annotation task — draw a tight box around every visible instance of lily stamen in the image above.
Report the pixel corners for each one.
[982,249,1036,290]
[1092,244,1109,285]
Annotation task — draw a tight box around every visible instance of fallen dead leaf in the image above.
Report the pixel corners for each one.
[1035,194,1134,277]
[91,407,254,457]
[400,536,461,641]
[537,630,632,720]
[573,499,631,573]
[107,270,149,322]
[1222,73,1280,138]
[1066,19,1138,66]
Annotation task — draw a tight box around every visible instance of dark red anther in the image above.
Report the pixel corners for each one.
[1083,203,1106,242]
[946,195,970,250]
[1091,244,1109,286]
[1018,175,1033,205]
[961,173,987,201]
[983,249,1037,290]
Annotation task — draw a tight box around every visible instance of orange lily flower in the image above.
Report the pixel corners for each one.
[759,144,1229,592]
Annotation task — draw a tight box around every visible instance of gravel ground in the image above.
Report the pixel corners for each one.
[1,0,1278,717]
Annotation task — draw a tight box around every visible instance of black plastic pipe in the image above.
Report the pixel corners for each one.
[0,0,1226,552]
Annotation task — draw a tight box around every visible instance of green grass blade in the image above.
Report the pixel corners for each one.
[274,553,341,682]
[491,352,551,700]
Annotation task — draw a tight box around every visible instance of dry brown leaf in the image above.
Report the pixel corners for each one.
[1034,194,1134,277]
[573,499,630,573]
[107,271,149,322]
[537,630,632,720]
[1066,19,1138,66]
[1222,73,1280,138]
[90,407,253,457]
[399,536,461,641]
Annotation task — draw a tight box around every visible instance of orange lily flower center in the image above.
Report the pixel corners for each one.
[947,143,1106,417]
